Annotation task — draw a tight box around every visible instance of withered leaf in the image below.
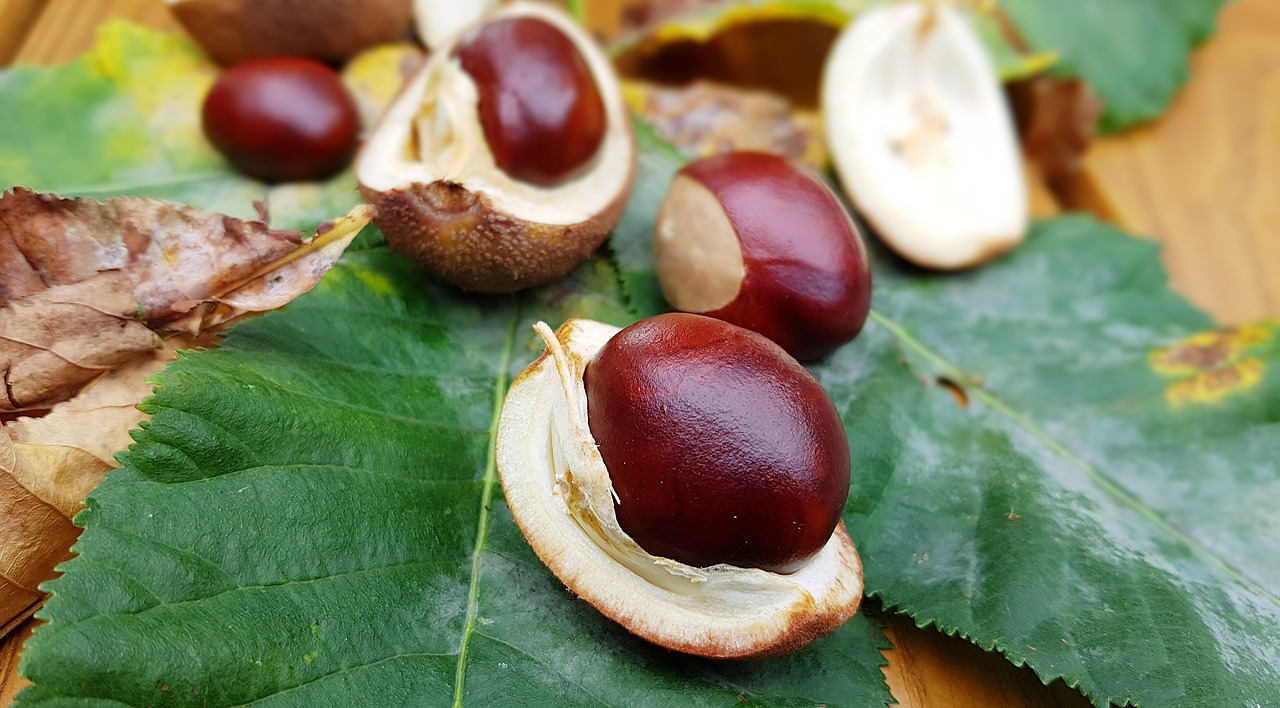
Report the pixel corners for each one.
[1007,76,1102,187]
[0,337,197,637]
[624,79,828,170]
[0,189,368,413]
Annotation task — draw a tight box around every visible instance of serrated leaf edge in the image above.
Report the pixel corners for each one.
[868,309,1279,610]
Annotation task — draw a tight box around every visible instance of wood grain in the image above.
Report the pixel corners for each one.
[0,0,1273,706]
[0,0,44,65]
[0,621,32,706]
[11,0,176,65]
[1069,0,1280,324]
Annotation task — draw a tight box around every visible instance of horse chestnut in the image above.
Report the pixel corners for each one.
[202,57,359,183]
[655,151,871,361]
[453,16,607,187]
[496,317,863,659]
[584,313,850,574]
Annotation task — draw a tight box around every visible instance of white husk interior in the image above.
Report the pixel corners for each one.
[822,3,1027,269]
[358,1,632,226]
[414,0,497,49]
[497,319,860,653]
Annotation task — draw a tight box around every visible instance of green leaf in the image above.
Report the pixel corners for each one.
[995,0,1230,132]
[0,21,359,230]
[16,248,892,707]
[611,149,1280,706]
[840,219,1280,706]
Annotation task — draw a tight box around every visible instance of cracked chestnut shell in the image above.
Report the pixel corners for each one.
[356,1,635,293]
[496,316,863,659]
[655,151,871,362]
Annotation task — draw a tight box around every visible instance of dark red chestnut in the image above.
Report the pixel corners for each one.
[583,312,851,574]
[453,16,607,187]
[202,57,360,183]
[654,151,872,361]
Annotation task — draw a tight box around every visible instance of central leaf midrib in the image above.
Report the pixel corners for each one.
[452,304,521,706]
[866,309,1280,609]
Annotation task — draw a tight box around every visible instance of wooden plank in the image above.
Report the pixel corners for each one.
[0,0,44,65]
[0,620,32,706]
[1070,0,1280,324]
[11,0,175,65]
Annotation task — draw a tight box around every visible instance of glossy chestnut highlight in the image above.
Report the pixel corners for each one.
[584,313,851,574]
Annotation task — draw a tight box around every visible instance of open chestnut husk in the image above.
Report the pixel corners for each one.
[821,2,1027,269]
[496,314,863,659]
[356,1,635,293]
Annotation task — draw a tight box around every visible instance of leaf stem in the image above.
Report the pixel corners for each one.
[453,305,520,706]
[868,309,1280,610]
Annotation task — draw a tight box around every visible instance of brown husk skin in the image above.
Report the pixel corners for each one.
[170,0,414,65]
[361,170,633,293]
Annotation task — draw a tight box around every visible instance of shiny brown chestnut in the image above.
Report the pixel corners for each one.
[496,317,863,658]
[585,313,850,574]
[202,57,360,183]
[454,16,607,187]
[655,151,871,361]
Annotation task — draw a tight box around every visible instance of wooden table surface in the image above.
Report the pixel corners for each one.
[1,0,1277,706]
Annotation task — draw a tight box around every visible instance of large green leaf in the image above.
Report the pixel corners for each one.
[15,249,893,707]
[3,26,894,706]
[844,222,1279,706]
[995,0,1233,132]
[613,127,1280,705]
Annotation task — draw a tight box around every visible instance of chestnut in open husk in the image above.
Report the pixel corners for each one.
[496,314,863,659]
[357,1,635,293]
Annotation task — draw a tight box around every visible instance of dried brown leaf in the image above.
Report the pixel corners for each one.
[0,189,370,412]
[624,79,827,170]
[0,337,191,635]
[1007,76,1102,187]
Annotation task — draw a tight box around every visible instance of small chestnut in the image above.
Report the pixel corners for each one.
[202,57,360,183]
[496,317,863,658]
[654,151,872,362]
[584,313,851,574]
[453,16,607,187]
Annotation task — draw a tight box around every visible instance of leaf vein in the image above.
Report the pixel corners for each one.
[868,309,1280,609]
[452,306,520,707]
